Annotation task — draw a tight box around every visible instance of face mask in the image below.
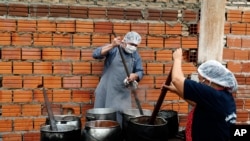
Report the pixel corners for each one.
[124,44,137,54]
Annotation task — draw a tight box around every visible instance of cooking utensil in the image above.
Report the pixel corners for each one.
[117,45,144,115]
[38,84,58,131]
[85,108,117,121]
[148,67,172,125]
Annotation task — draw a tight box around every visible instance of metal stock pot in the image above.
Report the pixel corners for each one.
[86,108,117,121]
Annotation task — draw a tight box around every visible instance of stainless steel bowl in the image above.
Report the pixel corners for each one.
[86,108,117,121]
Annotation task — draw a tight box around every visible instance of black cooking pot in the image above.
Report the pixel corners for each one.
[82,120,123,141]
[40,124,76,141]
[45,115,82,141]
[86,108,117,121]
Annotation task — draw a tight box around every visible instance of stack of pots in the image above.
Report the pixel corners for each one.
[41,115,82,141]
[82,108,123,141]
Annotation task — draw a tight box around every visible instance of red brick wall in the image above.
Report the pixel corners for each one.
[0,1,249,141]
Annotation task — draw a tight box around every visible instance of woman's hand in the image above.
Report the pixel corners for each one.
[161,82,178,93]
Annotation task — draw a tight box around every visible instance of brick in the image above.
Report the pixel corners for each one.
[0,90,12,102]
[30,4,49,17]
[72,62,91,74]
[0,62,12,74]
[182,63,196,74]
[73,34,91,47]
[13,90,33,103]
[0,119,12,132]
[53,89,71,102]
[92,34,110,47]
[234,49,248,60]
[61,48,80,60]
[147,9,161,20]
[56,20,75,32]
[23,132,40,141]
[113,22,130,34]
[226,35,242,47]
[236,110,249,122]
[13,61,32,74]
[227,61,242,73]
[1,47,21,60]
[9,3,28,17]
[231,23,246,35]
[247,24,250,35]
[53,62,71,74]
[82,76,99,88]
[182,37,198,49]
[148,23,165,35]
[12,33,32,46]
[182,10,198,22]
[76,20,94,33]
[63,76,81,88]
[22,48,41,60]
[2,133,22,141]
[34,62,52,74]
[22,104,41,116]
[147,36,164,48]
[0,32,11,45]
[34,89,53,103]
[155,76,168,88]
[131,23,148,35]
[245,99,250,109]
[224,22,231,34]
[156,50,172,61]
[62,104,81,115]
[23,76,42,88]
[94,21,113,33]
[53,33,72,47]
[42,48,61,60]
[50,5,68,17]
[139,75,154,89]
[235,98,244,109]
[37,20,56,32]
[223,48,235,60]
[88,7,106,19]
[72,89,93,103]
[161,9,178,21]
[17,20,36,32]
[14,118,33,131]
[34,118,46,130]
[227,10,242,22]
[165,36,181,48]
[42,103,61,115]
[44,76,62,88]
[91,62,104,75]
[139,50,155,61]
[81,49,95,61]
[0,3,8,16]
[33,33,52,46]
[146,89,162,101]
[2,104,21,117]
[69,5,88,18]
[234,74,246,85]
[147,63,163,74]
[242,11,250,23]
[0,19,16,32]
[2,76,22,88]
[125,8,143,20]
[242,62,250,72]
[166,23,182,35]
[107,7,124,20]
[242,36,250,48]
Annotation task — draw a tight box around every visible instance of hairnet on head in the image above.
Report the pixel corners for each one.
[123,31,141,45]
[197,60,238,93]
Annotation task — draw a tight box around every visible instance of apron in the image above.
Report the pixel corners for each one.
[94,49,134,126]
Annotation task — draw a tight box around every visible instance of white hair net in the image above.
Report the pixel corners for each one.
[123,31,141,45]
[197,60,238,93]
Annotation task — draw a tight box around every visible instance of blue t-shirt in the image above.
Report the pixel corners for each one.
[184,79,236,141]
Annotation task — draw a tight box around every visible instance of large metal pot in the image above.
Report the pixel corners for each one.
[86,108,117,121]
[121,109,152,141]
[40,124,76,141]
[82,120,123,141]
[45,115,82,141]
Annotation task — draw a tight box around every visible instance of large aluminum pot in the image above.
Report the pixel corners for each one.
[40,124,76,141]
[45,115,82,141]
[121,109,152,140]
[82,120,123,141]
[86,108,117,121]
